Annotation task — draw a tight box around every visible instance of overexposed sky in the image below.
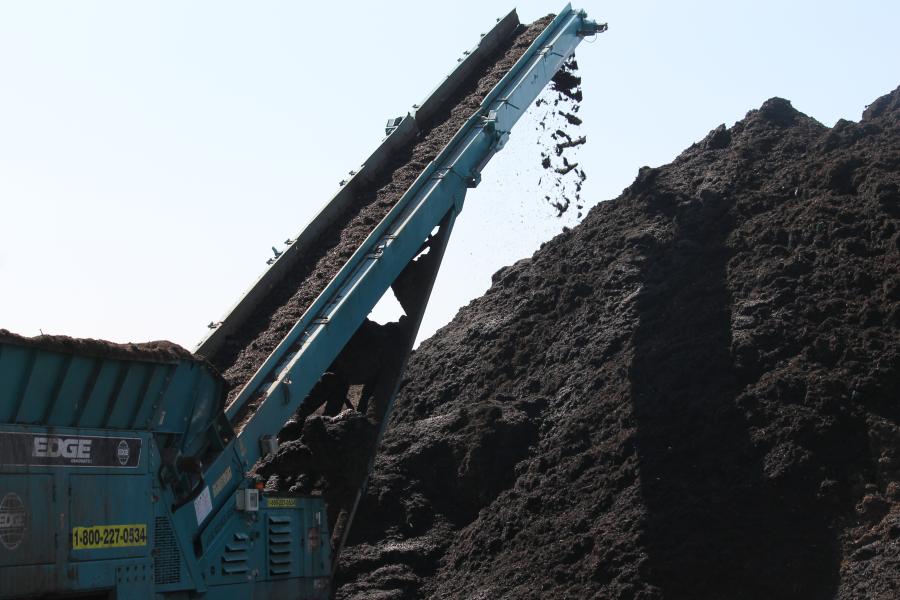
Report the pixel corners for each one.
[1,1,898,349]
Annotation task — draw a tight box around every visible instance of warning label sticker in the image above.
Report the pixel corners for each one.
[194,486,212,525]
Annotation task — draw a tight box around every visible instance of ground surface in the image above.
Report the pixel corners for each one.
[335,88,900,599]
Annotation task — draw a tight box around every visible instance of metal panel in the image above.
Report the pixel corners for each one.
[0,345,33,423]
[68,474,151,562]
[220,531,250,576]
[0,474,55,567]
[266,512,295,578]
[44,355,99,426]
[152,516,182,586]
[129,363,171,429]
[0,338,220,435]
[302,503,329,582]
[147,362,201,434]
[0,564,68,598]
[14,351,68,424]
[105,363,152,429]
[75,360,124,428]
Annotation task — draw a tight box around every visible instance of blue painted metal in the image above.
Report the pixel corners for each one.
[0,340,220,435]
[0,5,604,598]
[0,421,155,597]
[0,422,331,598]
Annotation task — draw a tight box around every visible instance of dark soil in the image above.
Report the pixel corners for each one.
[204,15,556,404]
[335,88,900,599]
[255,316,414,520]
[257,408,377,504]
[0,328,194,363]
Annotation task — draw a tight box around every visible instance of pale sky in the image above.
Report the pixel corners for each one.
[1,1,898,350]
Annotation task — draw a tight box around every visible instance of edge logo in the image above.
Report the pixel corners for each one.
[116,440,130,466]
[0,493,27,550]
[33,437,92,464]
[0,432,141,468]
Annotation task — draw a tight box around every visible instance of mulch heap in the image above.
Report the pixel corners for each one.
[335,87,900,599]
[0,329,194,363]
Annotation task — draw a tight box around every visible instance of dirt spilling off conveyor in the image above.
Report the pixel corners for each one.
[255,316,413,520]
[258,409,377,504]
[335,88,900,599]
[536,57,588,217]
[204,15,556,405]
[0,328,194,362]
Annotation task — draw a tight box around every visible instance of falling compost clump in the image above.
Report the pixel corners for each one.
[335,87,900,599]
[536,56,589,218]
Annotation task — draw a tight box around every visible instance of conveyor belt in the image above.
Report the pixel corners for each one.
[188,4,604,550]
[197,15,553,407]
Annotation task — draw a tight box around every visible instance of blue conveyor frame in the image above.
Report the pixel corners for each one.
[190,8,603,545]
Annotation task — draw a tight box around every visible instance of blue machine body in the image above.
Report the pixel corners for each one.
[0,5,604,598]
[0,343,332,599]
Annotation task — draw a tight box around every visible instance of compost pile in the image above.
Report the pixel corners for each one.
[0,329,194,362]
[336,88,900,599]
[203,15,555,405]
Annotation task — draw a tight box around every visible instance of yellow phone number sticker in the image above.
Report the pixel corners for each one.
[71,524,147,549]
[267,497,297,508]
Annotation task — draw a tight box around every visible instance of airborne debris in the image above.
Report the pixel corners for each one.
[535,56,588,217]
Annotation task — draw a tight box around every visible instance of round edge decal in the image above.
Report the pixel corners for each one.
[0,492,27,550]
[116,440,130,466]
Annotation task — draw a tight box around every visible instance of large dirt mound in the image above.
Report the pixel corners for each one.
[336,87,900,599]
